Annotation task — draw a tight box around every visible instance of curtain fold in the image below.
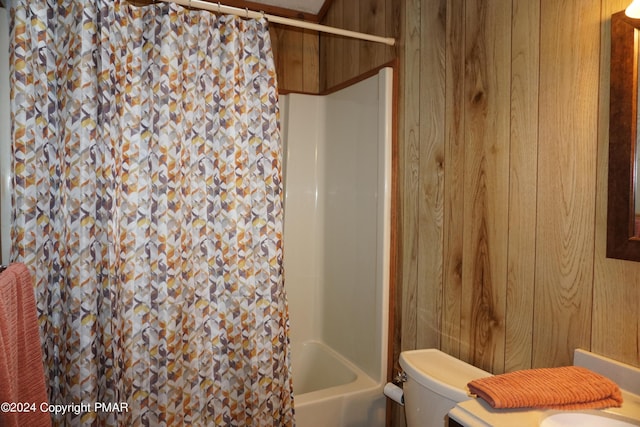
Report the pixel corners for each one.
[9,0,294,425]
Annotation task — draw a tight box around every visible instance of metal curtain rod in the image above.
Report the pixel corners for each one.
[163,0,396,46]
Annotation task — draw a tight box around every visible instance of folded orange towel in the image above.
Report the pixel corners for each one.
[467,366,623,410]
[0,263,51,427]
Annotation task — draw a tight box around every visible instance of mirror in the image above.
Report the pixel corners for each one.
[607,11,640,260]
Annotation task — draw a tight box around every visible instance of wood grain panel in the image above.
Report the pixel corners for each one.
[460,0,510,374]
[304,9,640,425]
[324,0,344,89]
[320,0,343,89]
[273,24,303,90]
[270,24,319,93]
[592,0,640,368]
[343,0,360,79]
[504,0,539,372]
[532,0,600,368]
[416,0,446,350]
[320,0,396,91]
[389,1,408,424]
[441,0,464,359]
[301,29,319,92]
[385,0,400,70]
[359,0,386,73]
[399,0,421,353]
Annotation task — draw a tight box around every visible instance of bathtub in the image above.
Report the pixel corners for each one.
[292,341,386,427]
[281,67,393,427]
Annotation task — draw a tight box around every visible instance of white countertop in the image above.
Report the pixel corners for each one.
[448,350,640,427]
[449,389,640,427]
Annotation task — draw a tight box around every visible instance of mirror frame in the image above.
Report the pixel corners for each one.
[608,11,640,261]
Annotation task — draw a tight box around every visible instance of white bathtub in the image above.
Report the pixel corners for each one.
[281,67,393,427]
[292,341,385,427]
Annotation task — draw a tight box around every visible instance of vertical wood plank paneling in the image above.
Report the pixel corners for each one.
[504,0,539,372]
[360,0,386,73]
[321,0,343,89]
[301,29,320,92]
[343,0,360,79]
[416,0,446,350]
[592,0,640,367]
[320,0,396,91]
[307,6,640,417]
[400,0,421,353]
[385,0,400,70]
[390,0,409,423]
[270,25,285,84]
[284,26,304,90]
[270,25,319,93]
[533,0,600,368]
[441,0,464,359]
[459,0,510,374]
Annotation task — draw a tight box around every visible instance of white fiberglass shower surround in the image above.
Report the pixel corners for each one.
[281,67,393,427]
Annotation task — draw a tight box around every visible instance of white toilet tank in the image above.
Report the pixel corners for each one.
[399,349,492,427]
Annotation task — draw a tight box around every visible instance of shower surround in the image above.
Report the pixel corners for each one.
[281,67,393,427]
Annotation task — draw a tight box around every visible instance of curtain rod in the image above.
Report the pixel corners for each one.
[161,0,396,46]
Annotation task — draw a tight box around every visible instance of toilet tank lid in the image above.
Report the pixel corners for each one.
[399,349,492,396]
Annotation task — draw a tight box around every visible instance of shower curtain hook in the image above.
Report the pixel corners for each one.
[245,7,249,18]
[217,1,220,13]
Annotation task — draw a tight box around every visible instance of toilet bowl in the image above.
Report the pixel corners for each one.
[399,349,492,427]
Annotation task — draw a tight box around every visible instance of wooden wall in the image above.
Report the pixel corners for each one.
[275,0,640,424]
[269,24,320,93]
[398,0,640,379]
[269,0,398,93]
[319,0,398,90]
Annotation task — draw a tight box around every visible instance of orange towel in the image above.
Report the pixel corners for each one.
[467,366,623,410]
[0,263,51,427]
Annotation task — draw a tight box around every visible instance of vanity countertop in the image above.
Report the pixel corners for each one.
[449,389,640,427]
[448,349,640,427]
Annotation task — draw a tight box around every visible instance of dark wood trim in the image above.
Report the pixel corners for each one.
[385,57,400,427]
[321,59,398,95]
[316,0,335,23]
[607,11,640,261]
[278,59,398,96]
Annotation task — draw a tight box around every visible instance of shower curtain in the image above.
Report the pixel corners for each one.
[8,0,294,425]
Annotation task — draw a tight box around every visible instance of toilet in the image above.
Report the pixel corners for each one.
[399,349,492,427]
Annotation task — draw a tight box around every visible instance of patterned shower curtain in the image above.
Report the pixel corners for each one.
[8,0,294,425]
